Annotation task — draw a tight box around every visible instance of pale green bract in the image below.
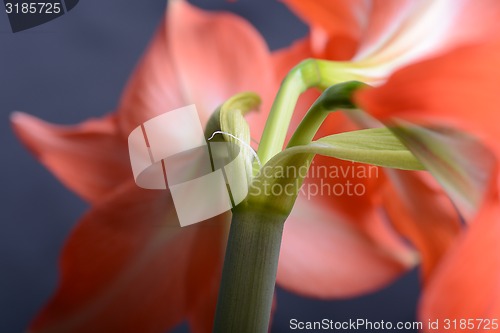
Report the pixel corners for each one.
[205,92,261,183]
[389,122,496,219]
[299,128,425,170]
[206,88,428,215]
[247,127,425,214]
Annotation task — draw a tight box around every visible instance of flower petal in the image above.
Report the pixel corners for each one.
[283,0,369,60]
[187,275,220,333]
[168,0,275,124]
[118,1,275,134]
[388,125,496,221]
[272,38,313,82]
[356,39,500,159]
[29,182,227,333]
[355,0,500,67]
[419,184,500,331]
[353,0,418,61]
[11,112,130,203]
[283,0,500,81]
[117,18,187,134]
[382,170,461,281]
[277,197,415,298]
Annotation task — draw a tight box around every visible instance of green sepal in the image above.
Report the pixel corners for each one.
[205,92,261,182]
[246,127,425,215]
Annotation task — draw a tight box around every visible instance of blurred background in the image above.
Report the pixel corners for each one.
[0,0,419,332]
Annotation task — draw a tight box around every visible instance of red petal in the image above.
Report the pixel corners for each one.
[118,1,275,134]
[277,197,415,298]
[353,0,417,61]
[29,182,227,333]
[168,1,275,124]
[356,39,500,158]
[354,1,500,67]
[282,1,500,80]
[388,0,499,59]
[272,38,313,82]
[283,0,369,60]
[117,18,187,134]
[187,277,220,333]
[383,170,461,281]
[11,112,130,203]
[419,185,500,332]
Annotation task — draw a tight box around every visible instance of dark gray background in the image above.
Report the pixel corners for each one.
[0,1,420,332]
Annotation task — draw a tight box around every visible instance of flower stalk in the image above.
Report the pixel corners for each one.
[257,59,359,165]
[211,72,423,332]
[213,205,288,333]
[287,81,368,147]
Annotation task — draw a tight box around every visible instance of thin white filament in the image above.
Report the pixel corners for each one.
[208,131,262,169]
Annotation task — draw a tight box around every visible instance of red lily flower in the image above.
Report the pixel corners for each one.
[272,0,500,289]
[14,2,274,332]
[280,0,500,79]
[277,0,500,329]
[12,2,412,332]
[356,38,500,331]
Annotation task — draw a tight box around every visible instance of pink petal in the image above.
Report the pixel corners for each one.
[356,39,500,159]
[272,38,313,81]
[11,112,130,203]
[119,1,276,141]
[419,184,500,332]
[187,276,220,333]
[168,1,275,124]
[117,18,187,134]
[282,1,500,80]
[277,196,415,299]
[353,0,417,61]
[355,0,500,66]
[383,170,461,281]
[283,0,370,60]
[29,182,228,333]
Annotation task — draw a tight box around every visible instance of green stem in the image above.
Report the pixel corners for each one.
[212,66,367,333]
[257,59,320,166]
[287,81,368,148]
[256,60,364,166]
[213,206,287,333]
